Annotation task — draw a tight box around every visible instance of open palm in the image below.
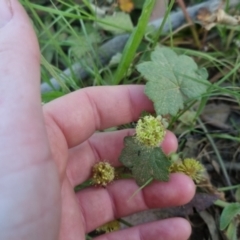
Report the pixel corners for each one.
[0,1,195,240]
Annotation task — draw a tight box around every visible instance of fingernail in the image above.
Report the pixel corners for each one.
[0,0,12,28]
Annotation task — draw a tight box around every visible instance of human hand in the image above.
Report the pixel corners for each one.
[0,1,195,239]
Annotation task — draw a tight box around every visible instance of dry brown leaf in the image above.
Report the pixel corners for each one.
[197,8,240,30]
[197,8,218,30]
[153,192,219,219]
[118,0,134,13]
[201,103,231,130]
[217,9,240,25]
[121,192,219,229]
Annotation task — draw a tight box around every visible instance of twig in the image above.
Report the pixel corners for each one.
[176,0,201,49]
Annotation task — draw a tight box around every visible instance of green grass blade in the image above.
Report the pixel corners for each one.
[114,0,156,84]
[153,0,175,46]
[197,118,232,188]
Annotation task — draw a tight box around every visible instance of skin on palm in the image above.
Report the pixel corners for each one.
[0,1,195,240]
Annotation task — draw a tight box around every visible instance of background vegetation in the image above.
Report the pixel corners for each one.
[20,0,240,239]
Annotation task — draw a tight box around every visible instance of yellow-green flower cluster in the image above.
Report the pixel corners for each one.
[169,158,205,183]
[96,220,120,233]
[92,162,115,186]
[135,115,166,147]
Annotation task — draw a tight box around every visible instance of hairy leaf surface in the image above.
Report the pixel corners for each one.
[220,203,240,230]
[137,47,209,115]
[119,136,170,186]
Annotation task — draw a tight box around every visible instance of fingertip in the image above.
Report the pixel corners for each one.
[161,131,178,155]
[144,173,196,208]
[170,173,196,204]
[167,217,192,240]
[0,0,40,57]
[0,0,12,28]
[180,218,192,239]
[149,218,192,240]
[96,217,192,240]
[147,217,192,240]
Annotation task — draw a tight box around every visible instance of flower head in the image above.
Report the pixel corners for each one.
[169,162,180,173]
[135,115,166,147]
[170,158,205,183]
[92,162,115,186]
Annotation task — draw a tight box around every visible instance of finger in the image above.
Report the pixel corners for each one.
[58,178,85,240]
[95,218,191,240]
[76,174,195,232]
[67,130,178,187]
[44,85,153,148]
[0,1,60,239]
[0,0,48,170]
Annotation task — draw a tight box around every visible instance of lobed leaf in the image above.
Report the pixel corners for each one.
[137,47,210,116]
[220,203,240,230]
[97,12,133,34]
[119,136,171,186]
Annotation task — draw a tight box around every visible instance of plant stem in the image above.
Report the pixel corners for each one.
[214,199,230,208]
[218,184,240,191]
[152,0,175,46]
[128,177,153,201]
[176,0,201,49]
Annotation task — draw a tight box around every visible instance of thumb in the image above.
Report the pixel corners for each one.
[0,1,47,169]
[0,1,60,239]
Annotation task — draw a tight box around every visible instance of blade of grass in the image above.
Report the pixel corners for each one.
[153,0,175,47]
[216,60,240,86]
[41,56,71,92]
[197,118,232,190]
[176,0,201,49]
[21,2,89,19]
[23,1,75,77]
[114,0,156,84]
[218,184,240,191]
[214,199,230,208]
[209,134,240,142]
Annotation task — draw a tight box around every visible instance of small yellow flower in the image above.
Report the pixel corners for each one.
[92,162,115,187]
[169,162,180,173]
[96,220,120,233]
[170,158,205,183]
[135,115,166,147]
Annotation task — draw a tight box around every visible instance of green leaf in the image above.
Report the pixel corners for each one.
[220,203,240,230]
[119,136,171,186]
[41,91,65,103]
[226,221,238,240]
[133,0,145,9]
[68,32,101,58]
[97,12,133,34]
[137,47,210,116]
